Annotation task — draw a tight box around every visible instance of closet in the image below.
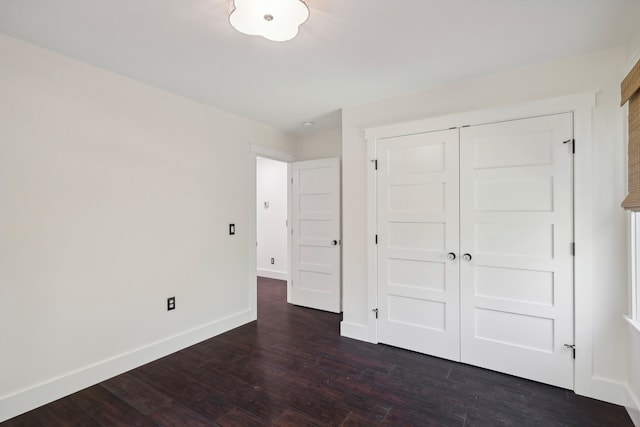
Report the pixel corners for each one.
[372,113,575,389]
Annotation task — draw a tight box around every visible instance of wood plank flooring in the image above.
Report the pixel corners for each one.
[2,277,633,426]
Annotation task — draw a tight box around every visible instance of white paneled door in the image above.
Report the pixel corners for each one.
[376,129,461,360]
[375,113,574,388]
[291,158,341,313]
[459,114,574,389]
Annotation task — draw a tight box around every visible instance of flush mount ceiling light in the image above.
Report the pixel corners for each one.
[229,0,309,42]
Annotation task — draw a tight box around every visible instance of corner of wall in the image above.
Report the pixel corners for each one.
[340,321,371,342]
[296,126,343,161]
[626,28,640,72]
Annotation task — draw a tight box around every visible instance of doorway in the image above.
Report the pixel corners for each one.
[256,157,289,281]
[250,146,343,314]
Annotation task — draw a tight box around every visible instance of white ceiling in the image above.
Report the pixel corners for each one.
[1,0,639,135]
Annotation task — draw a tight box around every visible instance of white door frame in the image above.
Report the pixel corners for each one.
[249,144,297,315]
[363,92,624,402]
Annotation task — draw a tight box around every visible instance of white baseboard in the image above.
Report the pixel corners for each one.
[629,406,640,427]
[0,309,254,423]
[257,269,287,281]
[628,381,640,427]
[340,321,371,342]
[629,408,640,427]
[575,375,633,408]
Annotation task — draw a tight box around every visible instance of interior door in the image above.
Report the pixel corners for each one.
[376,129,461,361]
[291,158,341,313]
[459,113,574,389]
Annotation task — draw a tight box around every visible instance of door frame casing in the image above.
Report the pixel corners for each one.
[364,92,616,401]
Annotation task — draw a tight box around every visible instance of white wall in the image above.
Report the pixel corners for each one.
[296,127,342,160]
[256,157,288,280]
[0,34,296,422]
[626,30,640,427]
[341,47,630,405]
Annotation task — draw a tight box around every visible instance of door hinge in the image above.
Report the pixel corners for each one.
[372,308,379,319]
[563,138,575,154]
[371,159,378,170]
[564,344,576,359]
[375,234,378,244]
[570,242,575,256]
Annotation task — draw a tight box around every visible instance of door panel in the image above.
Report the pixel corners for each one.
[377,129,460,361]
[374,113,574,389]
[291,158,341,313]
[459,113,574,389]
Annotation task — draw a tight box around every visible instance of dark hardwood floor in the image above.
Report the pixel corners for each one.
[2,277,633,426]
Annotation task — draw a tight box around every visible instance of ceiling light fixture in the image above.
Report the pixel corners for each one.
[229,0,309,42]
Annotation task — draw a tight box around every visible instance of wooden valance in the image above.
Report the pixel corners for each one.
[621,58,640,211]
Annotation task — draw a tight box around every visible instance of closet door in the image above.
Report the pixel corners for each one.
[459,113,574,389]
[376,129,460,361]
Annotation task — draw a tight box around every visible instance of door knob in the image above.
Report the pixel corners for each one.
[331,240,338,246]
[463,253,472,261]
[447,252,456,260]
